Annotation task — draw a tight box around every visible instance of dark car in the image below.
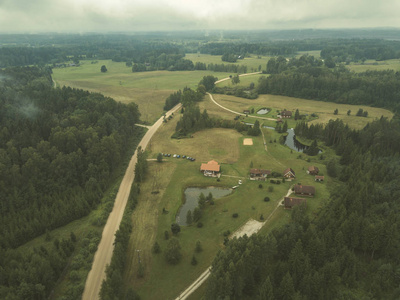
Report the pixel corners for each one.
[182,155,186,158]
[191,158,195,161]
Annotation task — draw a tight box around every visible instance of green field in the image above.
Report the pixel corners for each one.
[125,111,333,299]
[346,59,400,73]
[52,60,231,123]
[185,53,272,72]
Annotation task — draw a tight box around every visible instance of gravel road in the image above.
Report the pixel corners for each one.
[82,103,181,300]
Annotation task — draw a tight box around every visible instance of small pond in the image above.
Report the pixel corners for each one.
[176,187,232,225]
[284,128,322,153]
[262,127,321,153]
[257,108,269,115]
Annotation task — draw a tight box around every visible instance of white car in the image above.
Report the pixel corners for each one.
[173,154,177,158]
[238,180,242,185]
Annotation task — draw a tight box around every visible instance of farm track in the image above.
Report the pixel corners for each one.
[82,103,181,300]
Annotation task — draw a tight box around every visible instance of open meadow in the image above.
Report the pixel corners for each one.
[52,60,231,123]
[346,59,400,73]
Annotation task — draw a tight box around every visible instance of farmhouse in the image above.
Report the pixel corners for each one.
[283,168,296,179]
[284,197,307,209]
[307,166,319,175]
[280,110,292,118]
[250,169,271,181]
[294,185,316,197]
[315,175,324,182]
[200,160,221,177]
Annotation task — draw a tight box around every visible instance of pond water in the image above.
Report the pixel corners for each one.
[262,127,321,153]
[176,187,232,225]
[284,128,322,153]
[257,108,269,115]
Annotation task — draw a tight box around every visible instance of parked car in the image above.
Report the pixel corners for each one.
[191,158,195,161]
[167,154,171,157]
[177,155,180,158]
[173,154,177,158]
[182,155,186,158]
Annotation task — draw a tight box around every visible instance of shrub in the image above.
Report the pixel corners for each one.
[195,240,203,253]
[197,222,203,228]
[164,238,182,265]
[268,186,274,192]
[264,197,270,202]
[191,255,198,266]
[223,230,231,237]
[258,184,263,189]
[232,213,239,218]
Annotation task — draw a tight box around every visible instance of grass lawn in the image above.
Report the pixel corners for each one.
[124,113,333,299]
[211,94,393,130]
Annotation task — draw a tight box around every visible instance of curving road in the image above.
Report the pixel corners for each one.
[82,103,181,300]
[208,72,276,122]
[207,92,276,121]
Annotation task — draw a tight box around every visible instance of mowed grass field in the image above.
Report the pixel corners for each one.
[125,112,333,299]
[211,93,393,130]
[52,60,231,123]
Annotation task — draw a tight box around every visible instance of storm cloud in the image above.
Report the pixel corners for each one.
[0,0,399,32]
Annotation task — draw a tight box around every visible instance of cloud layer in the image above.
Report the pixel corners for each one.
[0,0,399,33]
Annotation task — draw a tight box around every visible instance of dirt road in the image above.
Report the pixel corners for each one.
[82,103,181,300]
[207,93,276,122]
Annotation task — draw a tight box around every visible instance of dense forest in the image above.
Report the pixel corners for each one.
[0,67,142,248]
[205,117,400,299]
[0,66,143,299]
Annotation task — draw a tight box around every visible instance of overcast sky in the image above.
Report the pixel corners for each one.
[0,0,399,33]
